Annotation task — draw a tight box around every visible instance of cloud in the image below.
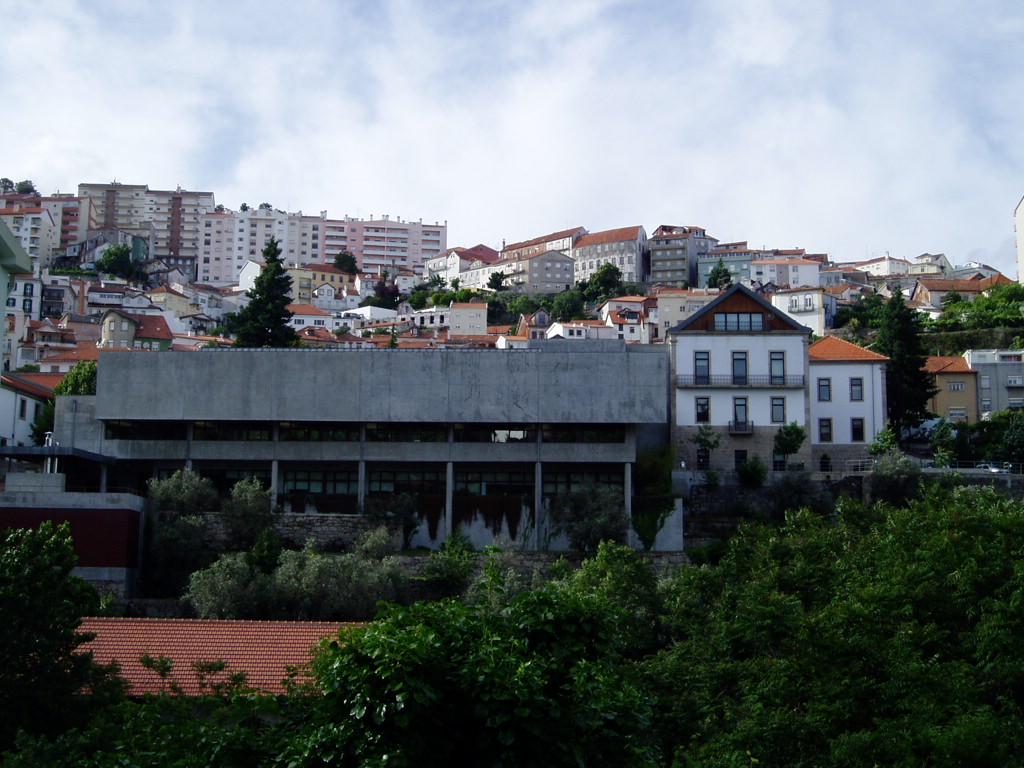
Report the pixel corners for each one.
[2,0,1022,275]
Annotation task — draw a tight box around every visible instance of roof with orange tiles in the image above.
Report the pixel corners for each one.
[502,227,585,252]
[147,285,188,298]
[809,335,889,362]
[609,309,645,325]
[111,311,174,340]
[607,295,648,303]
[574,226,643,248]
[451,302,486,309]
[80,617,350,696]
[752,259,820,266]
[915,279,988,293]
[488,325,512,335]
[924,356,975,375]
[1,372,65,398]
[39,342,107,362]
[286,303,330,316]
[0,206,47,215]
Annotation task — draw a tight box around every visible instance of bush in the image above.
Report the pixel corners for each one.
[736,456,768,488]
[549,485,629,551]
[423,529,476,596]
[220,477,277,549]
[186,527,408,621]
[762,472,835,521]
[870,450,922,506]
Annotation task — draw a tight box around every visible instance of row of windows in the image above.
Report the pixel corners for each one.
[817,377,864,402]
[104,421,627,444]
[818,418,865,443]
[695,396,787,424]
[694,350,786,384]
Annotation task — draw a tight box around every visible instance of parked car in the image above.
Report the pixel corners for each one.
[976,462,1011,474]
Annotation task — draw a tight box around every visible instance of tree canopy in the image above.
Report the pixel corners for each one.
[706,258,732,290]
[94,244,145,283]
[874,286,937,434]
[232,237,295,347]
[333,250,358,274]
[0,522,99,749]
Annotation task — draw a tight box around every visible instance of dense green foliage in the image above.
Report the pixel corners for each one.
[333,249,358,274]
[232,237,295,347]
[875,286,937,434]
[705,258,732,290]
[94,244,145,283]
[549,485,629,550]
[31,361,99,445]
[186,528,407,621]
[0,523,99,750]
[930,282,1024,332]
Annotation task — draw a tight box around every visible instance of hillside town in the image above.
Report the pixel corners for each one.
[6,179,1024,747]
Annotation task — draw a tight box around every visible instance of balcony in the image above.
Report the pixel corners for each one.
[728,420,754,435]
[676,374,805,388]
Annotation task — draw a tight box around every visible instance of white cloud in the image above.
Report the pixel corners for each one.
[2,0,1023,274]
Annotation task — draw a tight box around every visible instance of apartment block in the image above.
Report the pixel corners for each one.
[570,225,648,284]
[0,193,95,254]
[649,225,718,287]
[0,207,57,271]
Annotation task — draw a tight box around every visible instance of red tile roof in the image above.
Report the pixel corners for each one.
[809,335,889,362]
[574,226,643,248]
[1,372,65,398]
[924,356,974,374]
[80,617,351,696]
[503,227,585,253]
[286,303,330,316]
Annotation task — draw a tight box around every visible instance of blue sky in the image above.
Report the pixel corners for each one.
[3,0,1023,273]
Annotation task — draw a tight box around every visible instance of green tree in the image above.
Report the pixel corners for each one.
[581,262,624,303]
[95,244,139,281]
[706,258,732,290]
[407,289,429,309]
[773,421,807,468]
[869,424,900,455]
[874,286,937,435]
[0,177,13,193]
[285,585,655,767]
[549,485,629,551]
[333,249,358,274]
[551,288,584,320]
[14,179,38,195]
[144,469,219,596]
[239,202,250,211]
[232,237,295,347]
[220,477,277,550]
[0,522,100,749]
[690,423,721,469]
[486,271,508,291]
[930,418,958,467]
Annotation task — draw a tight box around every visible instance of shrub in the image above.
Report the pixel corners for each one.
[424,529,477,596]
[736,456,768,488]
[549,485,629,551]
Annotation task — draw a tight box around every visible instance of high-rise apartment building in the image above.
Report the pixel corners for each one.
[0,207,57,272]
[78,182,216,279]
[0,193,95,255]
[339,215,446,275]
[648,225,718,287]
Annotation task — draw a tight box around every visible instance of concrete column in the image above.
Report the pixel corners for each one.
[357,460,367,507]
[270,460,279,504]
[99,464,108,493]
[534,461,543,549]
[624,462,632,516]
[445,461,454,540]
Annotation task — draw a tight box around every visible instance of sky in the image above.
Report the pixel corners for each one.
[3,0,1023,274]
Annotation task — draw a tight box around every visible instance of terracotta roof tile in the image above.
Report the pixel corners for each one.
[924,356,974,374]
[80,617,352,696]
[573,226,643,248]
[809,335,889,362]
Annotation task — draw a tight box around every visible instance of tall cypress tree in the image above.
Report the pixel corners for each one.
[232,237,295,347]
[874,286,937,435]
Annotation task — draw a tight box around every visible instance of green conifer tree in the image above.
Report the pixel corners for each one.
[232,237,295,347]
[874,286,937,435]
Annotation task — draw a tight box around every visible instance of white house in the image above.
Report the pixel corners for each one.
[669,284,812,471]
[770,286,837,337]
[807,336,888,468]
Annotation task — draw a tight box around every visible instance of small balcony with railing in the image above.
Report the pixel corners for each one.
[728,420,754,435]
[676,374,805,388]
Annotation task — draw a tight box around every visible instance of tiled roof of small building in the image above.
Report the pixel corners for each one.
[809,335,889,362]
[80,617,350,696]
[924,356,974,374]
[574,226,643,248]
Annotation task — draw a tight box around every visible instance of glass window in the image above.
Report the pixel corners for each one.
[818,378,832,401]
[733,397,748,427]
[733,449,747,469]
[819,418,833,442]
[694,351,710,384]
[732,352,748,385]
[949,382,965,391]
[851,418,865,442]
[771,397,785,423]
[850,377,863,401]
[695,397,710,423]
[770,351,785,384]
[714,312,764,331]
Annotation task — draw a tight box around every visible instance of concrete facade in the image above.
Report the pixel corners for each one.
[55,344,669,550]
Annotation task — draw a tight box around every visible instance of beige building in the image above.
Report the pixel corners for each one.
[925,356,978,423]
[0,207,57,271]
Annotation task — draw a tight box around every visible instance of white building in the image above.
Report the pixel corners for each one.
[770,287,836,337]
[570,225,648,284]
[0,207,57,271]
[750,258,821,289]
[669,284,812,471]
[807,336,888,467]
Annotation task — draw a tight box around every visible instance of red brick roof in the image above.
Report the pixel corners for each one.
[503,227,585,253]
[80,617,350,696]
[1,372,65,398]
[809,335,888,362]
[924,356,974,374]
[574,226,643,248]
[286,303,330,316]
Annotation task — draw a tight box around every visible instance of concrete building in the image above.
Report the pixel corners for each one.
[750,258,820,289]
[0,206,57,271]
[648,225,718,287]
[78,182,216,279]
[500,227,585,261]
[770,287,836,337]
[50,344,668,549]
[338,215,446,276]
[0,193,94,255]
[963,349,1024,417]
[570,225,648,284]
